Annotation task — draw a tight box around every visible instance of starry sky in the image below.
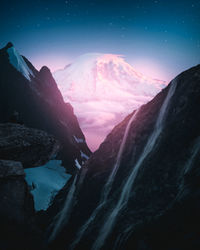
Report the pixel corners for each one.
[1,0,200,81]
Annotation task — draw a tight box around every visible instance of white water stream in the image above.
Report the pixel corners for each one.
[70,109,140,249]
[92,80,177,250]
[49,174,78,242]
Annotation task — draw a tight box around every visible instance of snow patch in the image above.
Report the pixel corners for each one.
[24,160,71,211]
[73,135,85,143]
[80,150,89,160]
[75,159,82,169]
[7,47,34,81]
[60,120,68,127]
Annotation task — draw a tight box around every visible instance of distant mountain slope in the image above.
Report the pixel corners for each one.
[54,53,166,150]
[0,42,91,173]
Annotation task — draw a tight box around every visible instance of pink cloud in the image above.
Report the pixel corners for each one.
[54,53,166,151]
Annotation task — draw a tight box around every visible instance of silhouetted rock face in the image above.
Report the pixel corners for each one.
[0,160,29,221]
[0,43,91,173]
[0,123,59,168]
[5,42,14,49]
[0,123,61,249]
[0,159,24,177]
[51,65,200,250]
[0,159,40,249]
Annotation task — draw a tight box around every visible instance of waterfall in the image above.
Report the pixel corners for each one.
[175,137,200,201]
[113,224,133,250]
[70,109,140,249]
[105,108,141,195]
[48,174,78,242]
[184,137,200,175]
[92,80,177,250]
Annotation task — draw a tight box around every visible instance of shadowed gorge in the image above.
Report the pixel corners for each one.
[0,0,200,249]
[0,41,200,250]
[47,65,200,250]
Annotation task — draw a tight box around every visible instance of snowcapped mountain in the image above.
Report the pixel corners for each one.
[54,53,166,151]
[7,44,34,81]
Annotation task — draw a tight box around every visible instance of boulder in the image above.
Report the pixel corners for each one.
[0,123,59,168]
[0,159,41,249]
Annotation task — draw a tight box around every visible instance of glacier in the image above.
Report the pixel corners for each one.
[24,160,71,211]
[7,46,34,81]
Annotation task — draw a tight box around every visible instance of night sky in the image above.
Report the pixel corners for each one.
[1,0,200,81]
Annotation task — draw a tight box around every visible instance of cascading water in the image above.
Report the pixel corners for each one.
[175,137,200,201]
[48,174,78,242]
[184,137,200,175]
[92,79,177,250]
[113,224,133,250]
[106,109,141,190]
[70,109,140,249]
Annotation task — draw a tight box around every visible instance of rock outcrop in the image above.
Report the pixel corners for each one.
[0,123,61,249]
[0,123,59,168]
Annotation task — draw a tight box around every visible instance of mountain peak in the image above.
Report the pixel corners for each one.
[40,65,51,74]
[53,53,166,150]
[5,42,14,49]
[39,66,52,78]
[5,45,34,81]
[0,42,14,52]
[54,53,166,102]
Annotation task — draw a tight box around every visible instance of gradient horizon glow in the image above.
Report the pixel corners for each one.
[1,0,200,81]
[1,0,200,150]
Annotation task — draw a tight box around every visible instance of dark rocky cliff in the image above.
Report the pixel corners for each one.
[0,123,60,249]
[0,43,91,174]
[49,64,200,250]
